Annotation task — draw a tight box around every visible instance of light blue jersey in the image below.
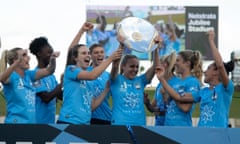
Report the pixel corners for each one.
[86,32,98,48]
[88,67,112,121]
[93,29,116,57]
[159,34,181,56]
[154,83,165,126]
[165,38,181,53]
[192,80,234,128]
[3,70,37,123]
[110,74,149,125]
[154,76,179,126]
[164,76,201,126]
[58,65,93,124]
[33,67,58,124]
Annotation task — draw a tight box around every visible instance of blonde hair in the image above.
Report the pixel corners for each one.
[178,50,203,83]
[162,52,176,79]
[0,47,22,73]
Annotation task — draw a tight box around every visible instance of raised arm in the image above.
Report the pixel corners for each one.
[110,44,124,80]
[77,48,123,80]
[208,30,229,87]
[156,66,194,105]
[35,51,60,80]
[156,66,180,100]
[0,50,23,84]
[110,55,121,80]
[68,22,93,51]
[110,35,125,80]
[0,64,16,84]
[167,15,177,40]
[145,35,162,81]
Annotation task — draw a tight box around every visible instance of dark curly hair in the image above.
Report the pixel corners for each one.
[29,37,51,56]
[224,60,235,76]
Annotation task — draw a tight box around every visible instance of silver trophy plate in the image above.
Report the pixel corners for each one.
[117,17,158,53]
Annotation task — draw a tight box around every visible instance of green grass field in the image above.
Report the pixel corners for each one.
[1,89,239,118]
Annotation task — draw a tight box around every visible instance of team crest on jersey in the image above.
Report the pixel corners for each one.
[135,82,141,89]
[177,85,185,96]
[97,77,102,81]
[33,80,41,87]
[79,80,86,88]
[190,86,198,92]
[120,82,127,92]
[17,79,24,89]
[69,65,77,71]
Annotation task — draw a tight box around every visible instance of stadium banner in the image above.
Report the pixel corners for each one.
[185,6,218,60]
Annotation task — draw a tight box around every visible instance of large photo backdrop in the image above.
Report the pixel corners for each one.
[86,5,218,60]
[86,5,186,60]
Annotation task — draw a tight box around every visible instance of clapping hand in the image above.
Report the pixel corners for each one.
[154,35,163,48]
[51,51,60,59]
[15,49,28,64]
[155,65,165,80]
